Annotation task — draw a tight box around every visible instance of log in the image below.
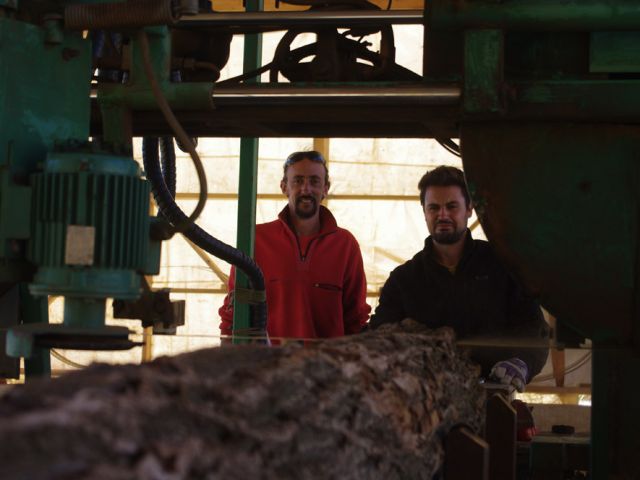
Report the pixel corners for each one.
[0,321,485,479]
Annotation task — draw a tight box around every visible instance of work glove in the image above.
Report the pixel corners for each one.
[489,357,528,393]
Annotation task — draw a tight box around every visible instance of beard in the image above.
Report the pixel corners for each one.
[294,195,318,219]
[432,222,466,245]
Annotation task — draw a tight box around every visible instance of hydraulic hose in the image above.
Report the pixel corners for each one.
[159,137,177,199]
[137,30,207,228]
[142,137,267,334]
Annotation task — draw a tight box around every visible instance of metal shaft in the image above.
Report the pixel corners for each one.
[177,10,424,28]
[212,84,460,106]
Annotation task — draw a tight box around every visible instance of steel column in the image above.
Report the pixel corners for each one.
[19,284,50,380]
[232,0,263,342]
[590,346,640,479]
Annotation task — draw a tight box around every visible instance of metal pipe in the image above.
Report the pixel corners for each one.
[430,0,640,31]
[212,84,461,106]
[177,10,424,28]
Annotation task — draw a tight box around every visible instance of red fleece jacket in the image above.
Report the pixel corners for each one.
[219,206,370,339]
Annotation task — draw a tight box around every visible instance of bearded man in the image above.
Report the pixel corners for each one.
[369,166,549,391]
[219,151,370,340]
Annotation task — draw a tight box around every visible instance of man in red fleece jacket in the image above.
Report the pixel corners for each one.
[219,151,370,340]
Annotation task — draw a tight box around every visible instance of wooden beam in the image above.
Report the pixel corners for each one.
[547,315,566,387]
[524,385,591,395]
[152,287,384,296]
[486,394,517,480]
[445,427,489,480]
[174,192,419,201]
[183,238,230,285]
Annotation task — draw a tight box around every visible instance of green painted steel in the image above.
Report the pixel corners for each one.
[18,284,50,380]
[98,26,213,146]
[100,26,213,112]
[63,298,106,329]
[233,0,264,342]
[430,0,640,31]
[463,30,503,114]
[0,18,90,173]
[0,15,91,375]
[463,123,637,341]
[591,347,640,479]
[529,433,589,474]
[0,17,90,281]
[145,217,164,276]
[460,122,640,477]
[427,0,640,471]
[100,82,214,111]
[0,0,18,9]
[28,150,150,327]
[233,138,260,339]
[590,31,640,73]
[460,122,640,479]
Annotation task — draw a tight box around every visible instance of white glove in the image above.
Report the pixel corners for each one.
[489,357,528,393]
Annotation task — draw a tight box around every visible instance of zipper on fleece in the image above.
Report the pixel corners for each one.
[296,235,318,261]
[314,283,342,291]
[295,231,336,261]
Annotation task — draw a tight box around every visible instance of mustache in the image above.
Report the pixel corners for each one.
[436,220,453,225]
[296,195,316,203]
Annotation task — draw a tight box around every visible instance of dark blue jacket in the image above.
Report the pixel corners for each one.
[370,230,549,380]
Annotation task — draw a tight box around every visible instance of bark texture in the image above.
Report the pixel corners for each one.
[0,321,484,480]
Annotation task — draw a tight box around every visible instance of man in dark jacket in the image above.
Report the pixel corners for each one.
[369,166,549,391]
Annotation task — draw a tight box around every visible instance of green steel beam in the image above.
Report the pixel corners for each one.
[233,0,263,342]
[0,1,18,9]
[430,0,640,31]
[590,32,640,73]
[463,29,503,114]
[591,347,640,478]
[510,80,640,120]
[99,83,213,111]
[98,26,213,146]
[19,284,50,380]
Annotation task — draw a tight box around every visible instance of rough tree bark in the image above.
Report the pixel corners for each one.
[0,321,485,480]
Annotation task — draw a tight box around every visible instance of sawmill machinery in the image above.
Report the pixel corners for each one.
[1,0,640,477]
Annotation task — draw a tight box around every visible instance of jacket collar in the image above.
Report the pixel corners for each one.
[278,204,338,236]
[424,229,475,267]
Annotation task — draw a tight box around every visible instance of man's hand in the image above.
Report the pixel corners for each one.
[489,357,528,392]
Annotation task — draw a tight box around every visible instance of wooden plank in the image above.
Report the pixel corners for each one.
[548,315,566,387]
[524,385,591,395]
[174,192,421,201]
[445,427,489,480]
[486,394,517,480]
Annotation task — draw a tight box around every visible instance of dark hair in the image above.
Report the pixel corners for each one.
[418,165,470,207]
[282,150,330,184]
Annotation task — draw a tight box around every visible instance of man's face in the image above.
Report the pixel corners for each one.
[280,158,329,220]
[423,185,472,245]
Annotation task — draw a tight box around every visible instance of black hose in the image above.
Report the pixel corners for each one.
[159,137,177,199]
[142,137,267,334]
[137,30,207,227]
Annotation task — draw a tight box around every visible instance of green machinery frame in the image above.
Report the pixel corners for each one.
[3,0,640,477]
[233,0,263,342]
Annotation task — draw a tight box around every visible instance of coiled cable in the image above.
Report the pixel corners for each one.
[142,137,267,334]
